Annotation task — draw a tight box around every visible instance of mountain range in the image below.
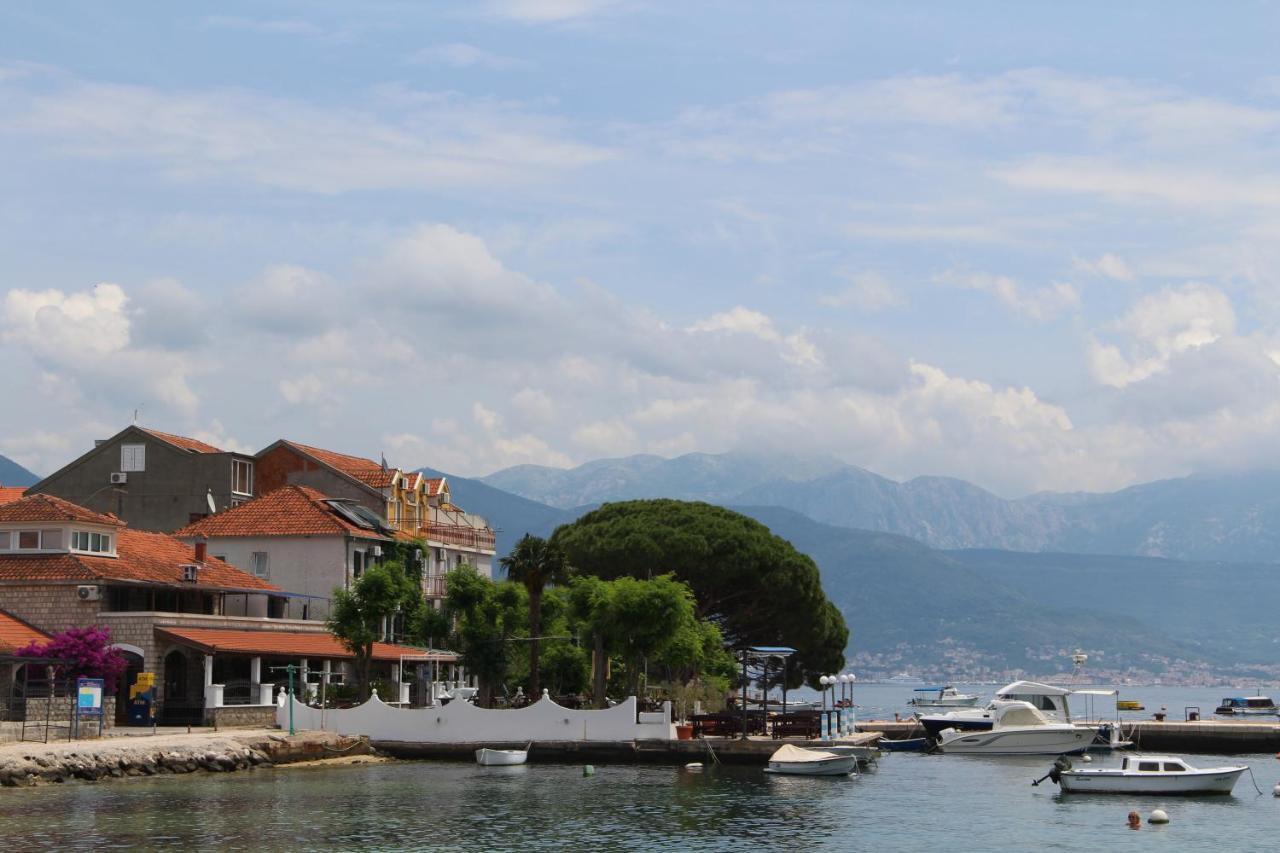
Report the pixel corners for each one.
[433,460,1280,681]
[0,454,38,488]
[480,452,1280,564]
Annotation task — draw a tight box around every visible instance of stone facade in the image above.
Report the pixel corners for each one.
[24,696,117,735]
[205,704,277,728]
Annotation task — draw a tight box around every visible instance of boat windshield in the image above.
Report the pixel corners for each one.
[1162,762,1187,772]
[1246,698,1274,708]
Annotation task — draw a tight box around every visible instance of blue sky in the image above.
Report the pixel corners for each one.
[4,1,1280,496]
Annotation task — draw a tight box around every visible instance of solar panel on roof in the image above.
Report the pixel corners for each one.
[325,500,375,530]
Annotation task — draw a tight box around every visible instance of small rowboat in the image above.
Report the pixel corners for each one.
[879,737,930,752]
[763,744,856,776]
[476,744,531,766]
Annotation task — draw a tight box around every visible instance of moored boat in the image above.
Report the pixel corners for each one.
[1042,754,1247,795]
[907,685,981,709]
[764,744,857,776]
[879,737,930,753]
[1214,696,1278,716]
[1116,699,1144,711]
[918,681,1073,738]
[475,744,530,766]
[935,701,1092,756]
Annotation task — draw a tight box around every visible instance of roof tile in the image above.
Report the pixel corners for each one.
[138,427,225,454]
[0,487,26,506]
[0,608,50,653]
[283,441,397,488]
[175,485,387,540]
[154,626,454,662]
[0,493,121,526]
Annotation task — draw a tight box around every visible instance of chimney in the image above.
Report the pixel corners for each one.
[194,538,207,563]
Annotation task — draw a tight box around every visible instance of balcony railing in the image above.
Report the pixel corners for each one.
[423,575,447,598]
[387,518,497,551]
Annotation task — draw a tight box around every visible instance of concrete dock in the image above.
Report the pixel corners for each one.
[374,731,883,765]
[857,718,1280,754]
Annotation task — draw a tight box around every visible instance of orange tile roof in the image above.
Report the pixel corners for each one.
[425,477,446,497]
[0,493,122,526]
[154,627,455,663]
[138,427,225,454]
[174,485,388,540]
[0,608,50,653]
[283,441,398,488]
[0,486,26,505]
[0,528,279,591]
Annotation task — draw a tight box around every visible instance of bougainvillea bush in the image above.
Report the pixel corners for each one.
[16,625,129,693]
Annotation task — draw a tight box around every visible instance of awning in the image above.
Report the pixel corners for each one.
[155,627,457,663]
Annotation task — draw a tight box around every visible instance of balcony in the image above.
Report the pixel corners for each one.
[423,523,496,552]
[423,575,447,599]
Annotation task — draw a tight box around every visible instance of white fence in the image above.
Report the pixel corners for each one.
[277,690,675,743]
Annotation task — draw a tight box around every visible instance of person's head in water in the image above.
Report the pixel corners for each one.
[1127,811,1141,829]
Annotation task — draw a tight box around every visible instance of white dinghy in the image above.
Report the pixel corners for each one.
[936,701,1092,756]
[476,743,531,766]
[1040,754,1248,795]
[764,744,857,776]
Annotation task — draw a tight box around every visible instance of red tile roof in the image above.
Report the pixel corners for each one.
[174,485,388,540]
[0,486,26,506]
[0,528,279,591]
[425,477,446,497]
[0,608,50,653]
[0,493,121,526]
[138,427,225,454]
[154,627,455,663]
[283,441,398,489]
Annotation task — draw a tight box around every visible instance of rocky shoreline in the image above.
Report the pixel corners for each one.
[0,729,373,788]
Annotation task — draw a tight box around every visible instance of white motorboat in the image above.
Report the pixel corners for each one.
[1045,754,1248,795]
[1215,696,1279,716]
[764,744,857,776]
[919,681,1073,737]
[475,744,530,766]
[936,701,1092,755]
[908,685,981,709]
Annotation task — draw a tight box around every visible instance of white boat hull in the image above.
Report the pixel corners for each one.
[475,748,529,766]
[910,697,981,709]
[1060,767,1245,795]
[764,755,857,776]
[938,725,1091,755]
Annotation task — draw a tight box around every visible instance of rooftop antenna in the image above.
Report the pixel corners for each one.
[132,407,140,425]
[206,488,217,515]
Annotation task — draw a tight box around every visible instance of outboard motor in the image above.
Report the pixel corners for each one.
[1032,755,1073,787]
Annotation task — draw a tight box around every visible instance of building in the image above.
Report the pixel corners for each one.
[0,486,24,506]
[0,493,449,725]
[173,484,395,609]
[255,440,496,598]
[26,425,257,533]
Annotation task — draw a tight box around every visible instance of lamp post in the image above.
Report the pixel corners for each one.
[840,674,854,734]
[819,676,831,738]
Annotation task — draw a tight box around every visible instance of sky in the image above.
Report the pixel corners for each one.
[3,1,1280,497]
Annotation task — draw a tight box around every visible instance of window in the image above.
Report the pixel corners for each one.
[18,531,40,549]
[0,531,8,550]
[72,531,89,550]
[1162,762,1186,772]
[1138,762,1160,772]
[251,552,269,578]
[231,459,253,496]
[42,529,62,550]
[353,550,364,579]
[120,443,146,472]
[72,531,112,553]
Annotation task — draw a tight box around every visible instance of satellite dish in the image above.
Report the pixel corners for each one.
[207,489,217,514]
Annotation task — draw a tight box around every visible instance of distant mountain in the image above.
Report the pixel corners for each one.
[0,454,38,487]
[481,453,1280,563]
[416,468,578,558]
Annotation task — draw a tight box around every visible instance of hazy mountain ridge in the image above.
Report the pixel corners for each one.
[0,454,38,487]
[480,453,1280,563]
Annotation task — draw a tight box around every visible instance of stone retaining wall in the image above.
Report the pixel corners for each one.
[24,697,117,734]
[206,705,276,728]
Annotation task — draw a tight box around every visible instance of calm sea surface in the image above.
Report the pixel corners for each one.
[2,685,1278,851]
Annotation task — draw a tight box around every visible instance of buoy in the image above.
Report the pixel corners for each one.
[583,764,595,776]
[1272,783,1280,797]
[1081,754,1092,763]
[1148,809,1169,824]
[684,762,703,770]
[1127,811,1141,829]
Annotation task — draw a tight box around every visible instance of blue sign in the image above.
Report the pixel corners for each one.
[76,677,104,719]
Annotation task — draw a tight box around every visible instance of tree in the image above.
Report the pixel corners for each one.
[443,564,528,706]
[499,534,570,698]
[552,499,849,686]
[327,560,418,700]
[17,626,128,693]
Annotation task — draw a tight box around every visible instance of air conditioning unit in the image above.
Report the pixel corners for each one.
[436,547,446,560]
[76,585,101,601]
[110,472,128,484]
[371,545,383,558]
[181,564,199,582]
[413,548,423,562]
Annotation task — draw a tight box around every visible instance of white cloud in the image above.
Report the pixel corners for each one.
[1089,283,1236,387]
[819,272,905,311]
[410,43,528,71]
[278,373,332,407]
[235,265,338,335]
[939,270,1081,321]
[1073,253,1134,282]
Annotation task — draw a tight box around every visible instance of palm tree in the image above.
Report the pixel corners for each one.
[500,534,570,699]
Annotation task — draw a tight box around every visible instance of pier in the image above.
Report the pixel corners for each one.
[857,718,1280,754]
[374,732,883,765]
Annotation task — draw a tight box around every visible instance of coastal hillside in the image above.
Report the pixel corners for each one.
[481,453,1280,563]
[427,470,1274,681]
[0,453,38,487]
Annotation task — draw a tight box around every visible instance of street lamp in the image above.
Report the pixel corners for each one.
[819,676,831,737]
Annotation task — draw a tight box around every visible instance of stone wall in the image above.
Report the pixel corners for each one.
[24,696,117,735]
[0,583,104,637]
[205,704,277,728]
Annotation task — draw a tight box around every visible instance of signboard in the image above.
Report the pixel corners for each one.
[76,677,104,718]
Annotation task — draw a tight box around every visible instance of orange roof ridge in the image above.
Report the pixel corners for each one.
[280,439,398,488]
[137,427,225,454]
